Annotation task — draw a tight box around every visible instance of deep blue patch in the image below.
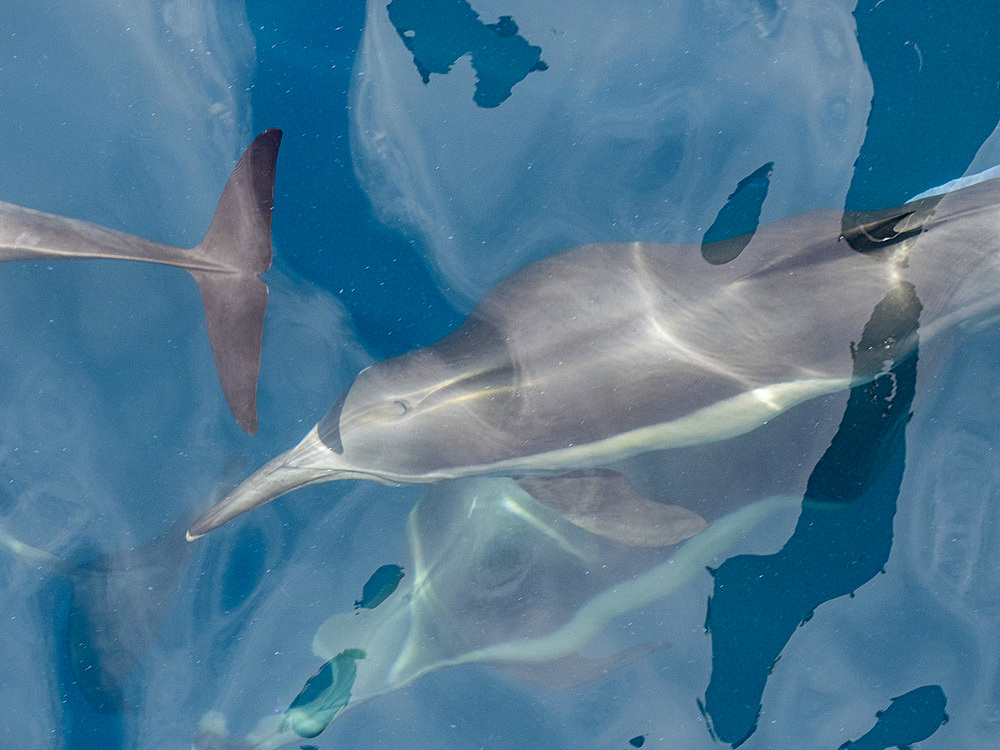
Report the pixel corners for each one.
[702,284,921,747]
[839,685,949,749]
[354,563,405,609]
[387,0,547,107]
[701,162,774,265]
[246,0,463,358]
[846,0,1000,210]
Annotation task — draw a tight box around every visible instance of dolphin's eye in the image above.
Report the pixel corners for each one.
[393,399,410,417]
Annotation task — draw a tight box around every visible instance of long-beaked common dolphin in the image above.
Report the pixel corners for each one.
[188,174,1000,539]
[0,129,282,434]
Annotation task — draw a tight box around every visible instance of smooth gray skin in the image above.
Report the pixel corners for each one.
[188,175,1000,538]
[0,130,282,434]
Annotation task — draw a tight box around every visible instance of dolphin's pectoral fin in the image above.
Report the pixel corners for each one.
[516,470,708,547]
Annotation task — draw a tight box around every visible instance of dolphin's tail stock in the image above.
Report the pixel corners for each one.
[189,129,282,435]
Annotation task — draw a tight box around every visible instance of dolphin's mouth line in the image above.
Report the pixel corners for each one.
[311,469,403,487]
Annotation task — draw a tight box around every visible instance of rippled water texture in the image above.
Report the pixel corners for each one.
[352,0,871,306]
[3,0,1000,748]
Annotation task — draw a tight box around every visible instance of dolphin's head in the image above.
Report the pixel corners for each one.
[187,327,514,540]
[185,378,408,541]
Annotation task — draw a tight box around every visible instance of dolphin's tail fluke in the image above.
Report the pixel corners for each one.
[191,129,282,435]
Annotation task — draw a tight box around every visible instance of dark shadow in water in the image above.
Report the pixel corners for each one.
[10,514,195,746]
[387,0,547,108]
[839,684,948,749]
[697,3,999,725]
[700,162,773,265]
[219,525,269,613]
[354,563,405,610]
[700,282,922,747]
[57,514,193,715]
[844,0,1000,216]
[245,1,463,357]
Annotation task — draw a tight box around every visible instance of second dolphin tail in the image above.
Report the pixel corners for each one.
[191,129,282,435]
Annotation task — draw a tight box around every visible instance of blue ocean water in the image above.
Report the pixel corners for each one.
[1,1,999,748]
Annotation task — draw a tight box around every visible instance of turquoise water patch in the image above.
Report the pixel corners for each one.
[283,648,367,738]
[354,563,405,610]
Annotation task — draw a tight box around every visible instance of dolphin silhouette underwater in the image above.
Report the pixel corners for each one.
[188,173,1000,539]
[0,129,282,434]
[0,511,194,712]
[196,481,798,749]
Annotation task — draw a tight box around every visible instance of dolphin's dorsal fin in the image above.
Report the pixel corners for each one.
[840,198,936,255]
[516,470,708,547]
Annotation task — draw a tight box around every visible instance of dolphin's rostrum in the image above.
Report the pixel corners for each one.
[188,174,1000,538]
[0,130,282,434]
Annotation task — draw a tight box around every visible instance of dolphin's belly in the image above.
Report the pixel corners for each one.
[424,374,856,480]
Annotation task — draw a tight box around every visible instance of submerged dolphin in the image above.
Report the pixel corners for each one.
[188,174,1000,538]
[0,513,192,712]
[196,481,796,749]
[0,130,282,434]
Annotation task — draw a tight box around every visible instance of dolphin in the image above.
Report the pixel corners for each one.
[0,513,192,712]
[197,481,796,749]
[187,174,1000,538]
[0,129,283,434]
[0,459,247,712]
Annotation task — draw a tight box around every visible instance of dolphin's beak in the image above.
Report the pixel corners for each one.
[186,429,336,540]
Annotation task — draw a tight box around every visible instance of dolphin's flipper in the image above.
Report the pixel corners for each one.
[516,470,708,547]
[189,129,281,434]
